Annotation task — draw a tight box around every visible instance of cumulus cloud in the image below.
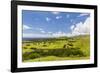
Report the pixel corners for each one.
[23,25,31,30]
[70,17,90,36]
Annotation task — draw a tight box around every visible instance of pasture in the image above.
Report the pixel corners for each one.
[22,35,90,62]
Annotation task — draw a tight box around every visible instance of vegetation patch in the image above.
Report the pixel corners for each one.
[22,35,90,62]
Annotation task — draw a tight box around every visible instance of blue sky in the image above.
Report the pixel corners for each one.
[22,10,90,38]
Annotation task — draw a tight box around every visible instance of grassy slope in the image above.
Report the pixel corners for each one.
[24,56,89,62]
[22,35,90,62]
[72,35,90,56]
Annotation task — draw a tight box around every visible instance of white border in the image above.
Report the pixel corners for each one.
[17,5,94,68]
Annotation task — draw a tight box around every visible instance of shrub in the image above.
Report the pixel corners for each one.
[63,44,67,48]
[23,52,41,60]
[26,44,30,46]
[67,43,73,46]
[43,44,47,47]
[30,47,37,50]
[28,53,41,59]
[23,47,27,49]
[70,49,84,57]
[22,52,32,60]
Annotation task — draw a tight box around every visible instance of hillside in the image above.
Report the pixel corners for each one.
[22,35,90,62]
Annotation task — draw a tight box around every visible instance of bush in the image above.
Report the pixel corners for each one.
[26,44,30,46]
[30,47,37,50]
[22,52,32,60]
[28,53,41,59]
[23,47,27,49]
[23,52,41,60]
[43,44,47,47]
[69,49,85,57]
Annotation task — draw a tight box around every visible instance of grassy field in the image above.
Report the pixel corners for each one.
[22,35,90,62]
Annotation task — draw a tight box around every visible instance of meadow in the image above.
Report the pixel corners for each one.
[22,35,90,62]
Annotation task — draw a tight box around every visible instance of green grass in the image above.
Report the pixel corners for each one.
[23,40,68,49]
[22,35,90,62]
[24,56,90,62]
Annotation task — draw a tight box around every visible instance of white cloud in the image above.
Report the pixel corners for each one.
[23,25,31,30]
[71,17,90,36]
[46,17,51,21]
[78,13,89,17]
[56,16,62,19]
[52,12,60,15]
[52,31,67,37]
[40,30,45,33]
[70,25,75,30]
[23,33,34,38]
[23,33,52,38]
[23,32,68,38]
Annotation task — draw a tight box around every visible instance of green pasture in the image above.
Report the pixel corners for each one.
[22,35,90,62]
